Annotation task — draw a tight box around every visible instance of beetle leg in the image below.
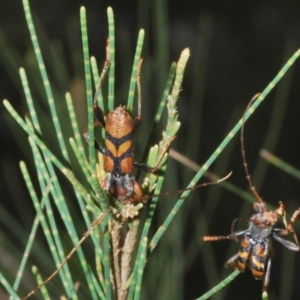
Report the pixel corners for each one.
[83,120,100,142]
[101,174,111,191]
[272,231,300,251]
[133,162,156,173]
[121,175,143,203]
[124,179,144,204]
[94,140,106,155]
[134,136,177,174]
[132,179,143,197]
[83,128,106,155]
[287,208,300,246]
[276,207,300,247]
[93,102,106,128]
[262,258,271,292]
[231,218,249,233]
[230,218,249,241]
[224,252,239,269]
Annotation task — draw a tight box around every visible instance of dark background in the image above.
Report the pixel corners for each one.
[1,0,300,299]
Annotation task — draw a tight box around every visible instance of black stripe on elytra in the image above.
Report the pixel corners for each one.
[105,131,134,148]
[106,148,134,175]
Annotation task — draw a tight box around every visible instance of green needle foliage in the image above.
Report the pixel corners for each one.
[196,270,241,300]
[260,149,300,180]
[1,1,300,300]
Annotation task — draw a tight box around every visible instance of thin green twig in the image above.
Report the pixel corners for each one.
[260,149,300,180]
[196,270,240,300]
[127,29,145,112]
[107,7,115,111]
[0,271,20,300]
[22,0,68,162]
[149,49,300,253]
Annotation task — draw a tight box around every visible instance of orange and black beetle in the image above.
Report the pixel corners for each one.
[202,95,300,291]
[84,58,166,203]
[203,201,300,291]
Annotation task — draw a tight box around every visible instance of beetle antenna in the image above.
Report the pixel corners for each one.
[94,39,111,105]
[137,171,232,202]
[241,93,263,203]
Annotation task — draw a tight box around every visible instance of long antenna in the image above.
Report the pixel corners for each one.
[240,93,263,203]
[136,171,232,202]
[93,39,111,106]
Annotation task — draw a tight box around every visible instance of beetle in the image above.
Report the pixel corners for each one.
[84,51,171,204]
[202,94,300,291]
[203,200,300,291]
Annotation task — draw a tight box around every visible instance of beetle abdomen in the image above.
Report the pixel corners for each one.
[104,106,134,175]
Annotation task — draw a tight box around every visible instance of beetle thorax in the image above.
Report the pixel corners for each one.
[102,173,135,202]
[248,221,273,240]
[248,210,278,240]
